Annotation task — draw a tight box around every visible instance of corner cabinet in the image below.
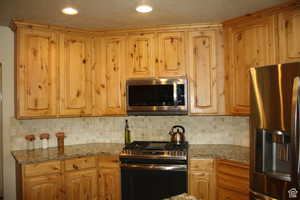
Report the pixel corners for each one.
[224,15,277,115]
[15,27,59,118]
[157,32,186,77]
[279,7,300,63]
[188,29,225,115]
[59,32,93,117]
[126,33,156,78]
[93,36,126,116]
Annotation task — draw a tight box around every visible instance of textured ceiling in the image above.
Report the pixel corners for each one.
[0,0,288,30]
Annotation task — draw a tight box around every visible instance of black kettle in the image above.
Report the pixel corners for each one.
[169,125,185,145]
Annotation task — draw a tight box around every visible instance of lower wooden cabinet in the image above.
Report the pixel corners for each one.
[98,168,121,200]
[189,159,215,200]
[216,160,250,200]
[65,169,98,200]
[23,174,62,200]
[16,156,121,200]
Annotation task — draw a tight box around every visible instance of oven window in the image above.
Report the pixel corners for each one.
[121,168,187,200]
[128,85,175,106]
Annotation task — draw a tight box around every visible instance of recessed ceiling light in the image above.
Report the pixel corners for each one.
[62,7,78,15]
[136,5,153,13]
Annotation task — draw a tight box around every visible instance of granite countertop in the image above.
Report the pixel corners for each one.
[189,144,250,165]
[12,143,249,165]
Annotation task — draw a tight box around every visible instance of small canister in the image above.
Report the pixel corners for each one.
[25,135,35,150]
[56,132,65,153]
[40,133,50,149]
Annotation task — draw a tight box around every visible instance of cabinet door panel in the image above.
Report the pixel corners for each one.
[127,33,155,78]
[225,15,277,115]
[189,30,218,114]
[93,36,125,116]
[98,168,121,200]
[16,28,58,118]
[279,8,300,63]
[24,174,62,200]
[60,33,92,116]
[65,169,98,200]
[189,171,210,200]
[158,32,186,77]
[217,187,249,200]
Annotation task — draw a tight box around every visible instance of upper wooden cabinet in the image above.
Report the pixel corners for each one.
[279,7,300,63]
[224,15,277,115]
[127,33,156,78]
[59,32,93,116]
[15,27,59,119]
[93,36,126,116]
[157,32,186,77]
[188,29,224,114]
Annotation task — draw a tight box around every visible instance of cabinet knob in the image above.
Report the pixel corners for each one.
[73,164,79,170]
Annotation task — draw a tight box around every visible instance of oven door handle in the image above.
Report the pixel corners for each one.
[120,164,187,171]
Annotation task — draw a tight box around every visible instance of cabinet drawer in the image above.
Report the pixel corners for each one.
[99,155,119,168]
[24,161,61,177]
[190,159,214,172]
[217,172,249,194]
[65,156,96,171]
[217,187,249,200]
[216,160,249,179]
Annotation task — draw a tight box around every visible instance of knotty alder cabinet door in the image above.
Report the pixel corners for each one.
[59,32,93,116]
[127,33,156,78]
[64,169,98,200]
[189,159,215,200]
[93,36,126,116]
[15,27,59,118]
[279,7,300,63]
[157,32,186,77]
[188,29,223,114]
[224,15,277,115]
[24,174,63,200]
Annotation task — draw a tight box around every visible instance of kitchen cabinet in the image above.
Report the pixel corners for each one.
[64,169,98,200]
[98,155,121,200]
[59,32,93,116]
[15,26,59,119]
[188,29,225,114]
[279,7,300,63]
[93,36,126,116]
[189,159,215,200]
[127,33,156,78]
[224,15,277,115]
[157,31,186,77]
[216,160,249,200]
[24,174,62,200]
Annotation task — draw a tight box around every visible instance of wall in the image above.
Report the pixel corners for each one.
[0,26,16,200]
[11,116,249,150]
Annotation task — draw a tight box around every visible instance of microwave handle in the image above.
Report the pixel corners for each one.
[173,83,178,106]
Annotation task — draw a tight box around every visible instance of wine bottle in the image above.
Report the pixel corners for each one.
[125,120,131,145]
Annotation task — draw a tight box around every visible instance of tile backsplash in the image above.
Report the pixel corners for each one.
[10,116,249,150]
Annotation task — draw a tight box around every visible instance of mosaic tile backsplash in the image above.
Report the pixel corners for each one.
[10,116,249,150]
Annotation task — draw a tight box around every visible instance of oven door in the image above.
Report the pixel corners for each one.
[121,164,187,200]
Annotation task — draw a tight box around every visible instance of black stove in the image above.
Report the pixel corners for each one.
[119,141,188,160]
[120,141,188,200]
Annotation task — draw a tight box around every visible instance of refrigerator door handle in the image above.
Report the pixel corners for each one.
[291,76,300,185]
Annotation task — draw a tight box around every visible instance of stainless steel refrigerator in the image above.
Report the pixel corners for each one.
[250,62,300,200]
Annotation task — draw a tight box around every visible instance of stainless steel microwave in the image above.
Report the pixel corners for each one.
[126,78,188,115]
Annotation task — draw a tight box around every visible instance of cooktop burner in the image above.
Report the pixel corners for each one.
[120,141,188,160]
[125,141,188,151]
